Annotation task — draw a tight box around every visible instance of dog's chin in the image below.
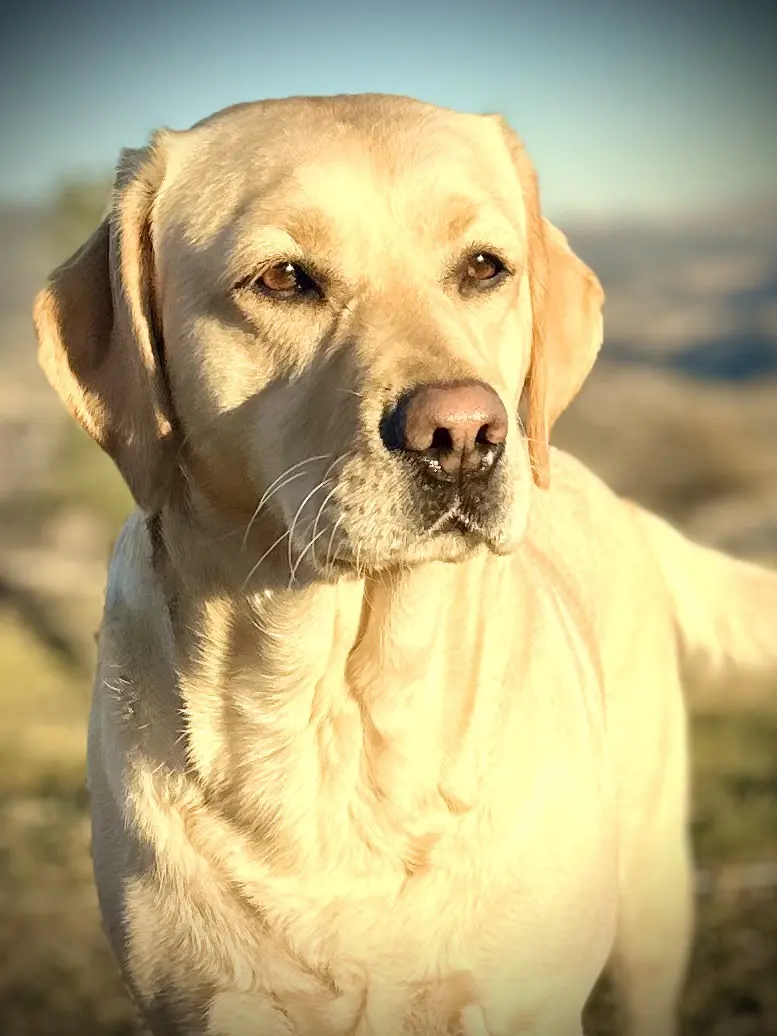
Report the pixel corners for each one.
[309,512,517,581]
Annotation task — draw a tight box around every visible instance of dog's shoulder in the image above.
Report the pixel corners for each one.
[104,510,163,615]
[528,447,646,568]
[524,448,673,659]
[99,509,178,669]
[92,509,182,778]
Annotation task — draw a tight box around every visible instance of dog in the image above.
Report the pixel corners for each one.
[33,93,777,1036]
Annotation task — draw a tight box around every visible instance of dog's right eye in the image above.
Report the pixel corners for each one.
[254,261,319,300]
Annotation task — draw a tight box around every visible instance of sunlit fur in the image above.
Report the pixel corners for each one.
[34,94,777,1036]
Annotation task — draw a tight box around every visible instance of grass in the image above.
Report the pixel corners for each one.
[0,418,138,1035]
[40,420,133,532]
[0,612,139,1036]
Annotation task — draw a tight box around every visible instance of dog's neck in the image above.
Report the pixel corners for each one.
[149,501,520,874]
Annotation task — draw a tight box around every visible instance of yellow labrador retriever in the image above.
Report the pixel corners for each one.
[34,94,777,1036]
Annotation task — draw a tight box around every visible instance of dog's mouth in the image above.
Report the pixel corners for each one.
[319,496,502,578]
[425,498,490,539]
[278,445,512,581]
[407,461,507,539]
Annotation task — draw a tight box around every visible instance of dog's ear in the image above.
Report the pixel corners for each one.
[523,216,604,489]
[33,133,179,512]
[486,114,605,489]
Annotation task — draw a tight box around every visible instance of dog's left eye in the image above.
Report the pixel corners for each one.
[254,261,319,300]
[461,252,509,290]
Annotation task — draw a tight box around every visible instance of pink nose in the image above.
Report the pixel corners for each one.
[381,380,508,480]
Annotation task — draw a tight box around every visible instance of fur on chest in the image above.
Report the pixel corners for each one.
[119,565,616,1031]
[124,692,617,1024]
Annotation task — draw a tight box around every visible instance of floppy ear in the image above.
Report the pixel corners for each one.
[523,217,604,489]
[487,114,605,490]
[33,134,179,512]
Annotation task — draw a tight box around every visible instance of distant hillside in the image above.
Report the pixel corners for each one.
[565,199,777,381]
[0,206,51,343]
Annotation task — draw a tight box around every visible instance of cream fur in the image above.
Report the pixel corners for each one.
[33,94,777,1036]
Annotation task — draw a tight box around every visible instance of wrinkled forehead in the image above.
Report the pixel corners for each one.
[155,99,528,269]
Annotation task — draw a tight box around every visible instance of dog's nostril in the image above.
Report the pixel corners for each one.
[430,427,454,452]
[475,424,492,447]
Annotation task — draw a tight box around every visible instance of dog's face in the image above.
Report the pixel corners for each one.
[34,94,604,580]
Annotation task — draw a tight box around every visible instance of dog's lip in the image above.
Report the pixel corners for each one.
[433,511,469,536]
[307,491,497,576]
[313,513,486,575]
[427,498,487,537]
[447,515,473,534]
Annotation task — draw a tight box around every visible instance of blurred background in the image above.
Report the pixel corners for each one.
[1,0,776,1033]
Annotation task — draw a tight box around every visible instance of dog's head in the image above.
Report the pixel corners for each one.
[34,95,603,581]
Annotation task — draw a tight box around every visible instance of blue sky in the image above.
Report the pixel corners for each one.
[2,0,775,219]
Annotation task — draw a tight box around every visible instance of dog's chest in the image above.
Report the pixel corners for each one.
[198,756,617,1036]
[201,662,617,1034]
[149,573,618,1033]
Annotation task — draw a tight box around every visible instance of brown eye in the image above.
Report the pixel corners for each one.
[255,261,318,299]
[465,252,505,282]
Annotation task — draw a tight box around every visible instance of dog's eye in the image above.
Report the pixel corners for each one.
[255,261,318,300]
[457,252,511,296]
[465,252,506,282]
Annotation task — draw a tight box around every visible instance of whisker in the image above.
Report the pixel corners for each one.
[307,482,341,567]
[286,478,335,583]
[242,469,311,550]
[321,452,352,481]
[242,454,331,550]
[241,528,290,592]
[324,515,346,578]
[323,515,346,580]
[243,452,353,588]
[283,453,352,580]
[288,525,334,587]
[517,416,547,450]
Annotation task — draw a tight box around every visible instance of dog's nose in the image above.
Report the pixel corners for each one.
[381,380,508,481]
